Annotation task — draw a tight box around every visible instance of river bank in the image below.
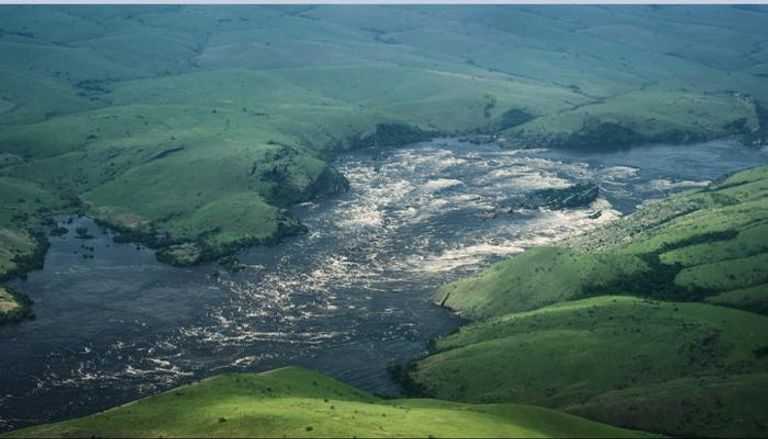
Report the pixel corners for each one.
[2,138,766,432]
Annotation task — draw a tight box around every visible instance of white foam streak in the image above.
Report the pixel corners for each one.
[644,178,711,191]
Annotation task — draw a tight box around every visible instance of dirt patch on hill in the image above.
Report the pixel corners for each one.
[0,287,20,313]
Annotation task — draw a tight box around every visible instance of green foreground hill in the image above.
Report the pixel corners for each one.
[1,5,768,305]
[411,165,768,437]
[3,367,647,438]
[413,296,768,437]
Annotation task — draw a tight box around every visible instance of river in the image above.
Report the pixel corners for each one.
[1,138,765,431]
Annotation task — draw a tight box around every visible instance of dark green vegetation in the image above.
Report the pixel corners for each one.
[3,367,649,438]
[414,165,768,437]
[1,5,768,287]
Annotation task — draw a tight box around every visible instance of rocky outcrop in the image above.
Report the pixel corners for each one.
[479,183,599,220]
[534,183,600,210]
[303,166,350,200]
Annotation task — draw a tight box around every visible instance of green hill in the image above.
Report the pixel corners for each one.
[412,296,768,437]
[437,165,768,319]
[1,5,768,282]
[3,367,648,438]
[413,165,768,437]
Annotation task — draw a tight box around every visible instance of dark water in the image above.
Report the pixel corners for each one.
[1,138,766,431]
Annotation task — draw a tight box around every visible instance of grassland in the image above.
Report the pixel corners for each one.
[0,175,59,322]
[4,366,649,438]
[1,5,767,435]
[413,165,768,437]
[1,5,766,436]
[413,297,768,436]
[0,6,767,292]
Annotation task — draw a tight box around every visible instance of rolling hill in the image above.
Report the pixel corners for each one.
[2,366,648,438]
[411,165,768,437]
[1,6,767,437]
[1,6,768,305]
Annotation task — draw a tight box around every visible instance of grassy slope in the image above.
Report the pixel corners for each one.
[414,297,768,437]
[415,165,768,437]
[0,177,57,275]
[4,367,648,438]
[439,165,768,318]
[0,175,59,320]
[0,5,767,277]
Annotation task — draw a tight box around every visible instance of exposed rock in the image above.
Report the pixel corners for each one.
[478,183,599,222]
[478,206,513,220]
[534,183,600,210]
[218,255,247,272]
[303,166,350,200]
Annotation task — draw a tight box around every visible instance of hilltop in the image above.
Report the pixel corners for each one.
[3,366,648,438]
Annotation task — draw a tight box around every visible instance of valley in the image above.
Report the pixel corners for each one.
[1,5,768,437]
[1,138,766,434]
[2,5,768,287]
